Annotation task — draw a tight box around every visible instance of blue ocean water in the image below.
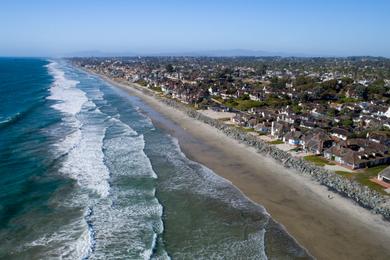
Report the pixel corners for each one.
[0,58,310,259]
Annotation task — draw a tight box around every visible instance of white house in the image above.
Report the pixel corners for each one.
[378,167,390,184]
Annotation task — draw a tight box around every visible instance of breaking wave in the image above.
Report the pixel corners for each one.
[25,61,167,259]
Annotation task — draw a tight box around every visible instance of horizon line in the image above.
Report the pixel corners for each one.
[1,55,390,59]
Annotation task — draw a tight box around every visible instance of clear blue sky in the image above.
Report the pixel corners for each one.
[1,0,389,57]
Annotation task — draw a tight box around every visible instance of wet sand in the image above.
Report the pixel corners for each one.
[99,75,390,259]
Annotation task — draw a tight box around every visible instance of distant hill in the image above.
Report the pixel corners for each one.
[65,50,138,57]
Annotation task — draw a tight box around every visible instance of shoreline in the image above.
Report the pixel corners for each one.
[83,68,390,259]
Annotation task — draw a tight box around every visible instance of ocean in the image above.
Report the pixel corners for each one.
[0,58,310,259]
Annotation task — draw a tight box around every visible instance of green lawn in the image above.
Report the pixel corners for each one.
[302,156,389,194]
[361,165,388,175]
[334,170,354,179]
[135,79,148,86]
[354,165,389,194]
[332,165,388,194]
[289,147,302,152]
[303,155,335,166]
[236,126,256,133]
[224,99,264,111]
[267,140,284,145]
[150,86,162,93]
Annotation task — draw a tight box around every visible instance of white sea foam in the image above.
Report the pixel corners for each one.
[42,62,166,259]
[47,62,110,198]
[104,132,157,179]
[87,119,165,259]
[143,232,157,260]
[107,116,157,178]
[88,197,164,259]
[53,124,82,155]
[44,62,111,259]
[60,118,110,198]
[47,62,87,116]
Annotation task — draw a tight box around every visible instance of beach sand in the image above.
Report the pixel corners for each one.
[100,75,390,259]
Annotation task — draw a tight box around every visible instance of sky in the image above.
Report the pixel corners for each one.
[0,0,389,57]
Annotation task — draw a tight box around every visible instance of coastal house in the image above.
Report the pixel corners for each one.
[208,86,219,96]
[277,114,301,125]
[310,105,328,118]
[346,138,388,154]
[249,90,264,101]
[278,106,295,116]
[208,104,231,113]
[249,108,276,119]
[271,121,290,139]
[161,84,173,95]
[247,118,258,128]
[331,127,350,141]
[385,121,390,130]
[316,118,333,129]
[324,140,390,169]
[329,102,344,111]
[283,130,303,145]
[254,122,271,134]
[235,89,247,98]
[302,129,333,155]
[377,167,390,186]
[232,113,251,126]
[345,86,361,99]
[220,89,235,100]
[300,119,317,129]
[367,132,390,146]
[385,107,390,118]
[324,145,364,169]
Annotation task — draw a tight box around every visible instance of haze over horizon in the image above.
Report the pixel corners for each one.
[1,0,390,57]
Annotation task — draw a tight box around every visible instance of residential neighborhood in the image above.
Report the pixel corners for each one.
[72,56,390,191]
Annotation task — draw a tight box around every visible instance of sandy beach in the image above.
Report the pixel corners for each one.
[98,75,390,259]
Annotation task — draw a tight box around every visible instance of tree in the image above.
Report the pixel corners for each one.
[257,64,267,75]
[355,84,368,100]
[327,108,338,117]
[368,79,386,96]
[292,103,302,114]
[341,118,353,128]
[321,79,338,90]
[166,64,174,73]
[341,77,354,86]
[295,76,315,86]
[298,92,310,102]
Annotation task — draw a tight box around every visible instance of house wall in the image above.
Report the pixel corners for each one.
[335,156,343,164]
[324,152,332,160]
[378,174,390,183]
[288,139,300,145]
